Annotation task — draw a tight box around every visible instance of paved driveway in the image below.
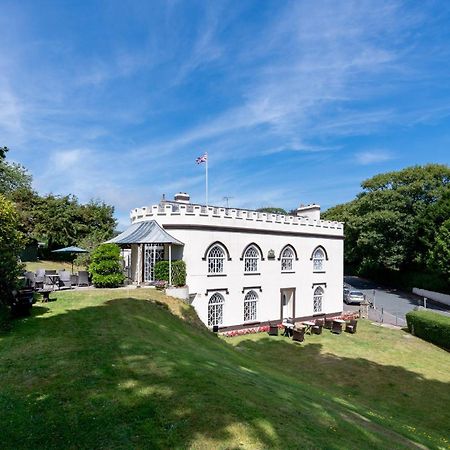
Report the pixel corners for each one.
[344,275,450,322]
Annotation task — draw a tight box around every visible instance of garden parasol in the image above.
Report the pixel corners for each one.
[52,246,88,274]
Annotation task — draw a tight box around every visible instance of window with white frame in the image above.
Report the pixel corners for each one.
[313,286,324,313]
[281,246,294,271]
[208,245,225,274]
[313,247,325,272]
[244,246,259,272]
[208,293,224,326]
[244,290,258,321]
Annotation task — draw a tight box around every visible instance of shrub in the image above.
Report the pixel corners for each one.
[0,194,24,308]
[154,260,186,287]
[406,309,450,349]
[89,243,125,288]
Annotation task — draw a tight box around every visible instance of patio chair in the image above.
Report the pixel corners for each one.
[292,328,305,343]
[312,322,323,335]
[345,319,358,334]
[70,274,78,286]
[35,269,45,289]
[77,271,89,286]
[331,321,343,334]
[24,271,36,289]
[268,322,279,336]
[58,270,71,288]
[324,318,333,329]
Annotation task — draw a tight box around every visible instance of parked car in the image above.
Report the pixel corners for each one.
[344,290,365,305]
[343,286,350,299]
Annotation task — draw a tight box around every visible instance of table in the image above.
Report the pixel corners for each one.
[46,274,60,291]
[302,320,316,334]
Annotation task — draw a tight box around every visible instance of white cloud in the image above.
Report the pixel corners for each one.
[355,150,393,165]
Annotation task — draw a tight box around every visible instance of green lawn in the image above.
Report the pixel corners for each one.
[24,259,85,273]
[0,290,449,449]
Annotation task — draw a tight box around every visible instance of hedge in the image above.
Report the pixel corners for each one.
[154,260,186,287]
[89,243,125,288]
[406,309,450,349]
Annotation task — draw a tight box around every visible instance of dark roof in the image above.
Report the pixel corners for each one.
[107,220,184,246]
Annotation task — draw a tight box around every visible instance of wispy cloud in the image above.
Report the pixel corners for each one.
[355,150,394,165]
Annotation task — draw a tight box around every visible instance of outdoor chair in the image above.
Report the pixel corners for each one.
[58,270,71,288]
[77,271,89,287]
[312,322,323,335]
[345,319,358,334]
[268,322,279,336]
[324,318,333,329]
[70,274,78,286]
[24,271,36,289]
[35,269,45,289]
[331,321,343,334]
[292,328,305,343]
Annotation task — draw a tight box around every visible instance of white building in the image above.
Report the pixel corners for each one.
[111,193,344,330]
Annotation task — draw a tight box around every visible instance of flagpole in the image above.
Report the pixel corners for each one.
[205,152,208,207]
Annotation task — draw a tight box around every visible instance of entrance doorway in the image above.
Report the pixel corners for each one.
[280,288,295,320]
[143,244,164,282]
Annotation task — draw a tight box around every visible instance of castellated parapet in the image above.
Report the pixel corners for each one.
[130,203,344,238]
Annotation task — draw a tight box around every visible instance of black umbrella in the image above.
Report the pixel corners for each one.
[52,246,88,274]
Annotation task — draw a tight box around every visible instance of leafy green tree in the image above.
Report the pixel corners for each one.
[0,194,24,307]
[428,219,450,283]
[89,243,124,288]
[256,207,288,215]
[0,147,32,196]
[323,164,450,276]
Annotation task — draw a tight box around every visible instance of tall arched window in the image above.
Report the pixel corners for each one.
[281,246,294,272]
[313,286,324,313]
[244,290,258,322]
[244,245,260,272]
[313,247,325,272]
[208,245,225,273]
[208,293,224,326]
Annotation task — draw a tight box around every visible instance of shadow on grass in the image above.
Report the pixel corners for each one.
[0,298,448,449]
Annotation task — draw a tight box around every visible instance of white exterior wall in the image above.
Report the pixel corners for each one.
[130,203,344,329]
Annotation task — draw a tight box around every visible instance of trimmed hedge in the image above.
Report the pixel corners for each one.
[89,243,125,288]
[406,309,450,349]
[154,260,186,287]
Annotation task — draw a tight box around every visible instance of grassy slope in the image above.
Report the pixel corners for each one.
[0,290,449,449]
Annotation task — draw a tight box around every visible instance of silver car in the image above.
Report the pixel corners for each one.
[344,290,365,305]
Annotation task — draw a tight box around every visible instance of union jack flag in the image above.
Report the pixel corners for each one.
[196,153,208,164]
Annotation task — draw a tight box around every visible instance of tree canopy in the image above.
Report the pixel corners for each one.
[323,164,450,286]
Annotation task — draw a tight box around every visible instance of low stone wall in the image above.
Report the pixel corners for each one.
[413,287,450,307]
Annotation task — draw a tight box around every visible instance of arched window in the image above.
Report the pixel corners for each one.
[208,245,225,273]
[244,245,260,272]
[313,286,324,313]
[244,290,258,322]
[208,293,224,326]
[281,246,294,272]
[313,247,326,272]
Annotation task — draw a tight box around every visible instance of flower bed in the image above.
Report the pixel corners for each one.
[220,313,359,338]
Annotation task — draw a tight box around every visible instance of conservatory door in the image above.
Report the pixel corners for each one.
[143,244,164,282]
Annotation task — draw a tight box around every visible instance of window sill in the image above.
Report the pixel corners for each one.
[281,271,295,274]
[313,271,326,274]
[207,274,227,277]
[244,272,261,276]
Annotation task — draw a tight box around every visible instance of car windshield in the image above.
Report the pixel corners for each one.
[350,291,364,296]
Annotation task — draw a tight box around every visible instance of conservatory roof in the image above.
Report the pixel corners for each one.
[107,220,184,246]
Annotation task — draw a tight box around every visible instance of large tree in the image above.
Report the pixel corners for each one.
[0,147,32,196]
[323,164,450,274]
[0,194,24,306]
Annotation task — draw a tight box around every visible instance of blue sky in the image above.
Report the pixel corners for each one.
[1,0,450,228]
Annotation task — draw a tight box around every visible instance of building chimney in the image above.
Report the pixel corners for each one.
[174,192,190,204]
[296,204,321,220]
